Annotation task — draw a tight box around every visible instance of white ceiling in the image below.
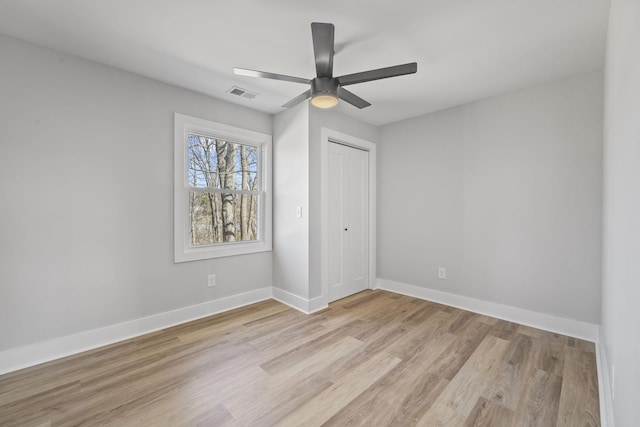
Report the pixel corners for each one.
[0,0,610,126]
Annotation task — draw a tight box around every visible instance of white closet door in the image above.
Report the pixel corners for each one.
[328,141,369,302]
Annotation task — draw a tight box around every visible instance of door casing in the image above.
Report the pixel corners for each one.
[320,127,376,308]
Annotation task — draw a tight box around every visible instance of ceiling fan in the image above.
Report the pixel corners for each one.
[234,22,417,110]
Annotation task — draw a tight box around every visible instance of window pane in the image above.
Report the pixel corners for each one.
[189,191,258,246]
[187,134,258,190]
[187,135,216,188]
[234,144,258,190]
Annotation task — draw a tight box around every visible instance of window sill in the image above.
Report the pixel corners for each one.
[174,240,272,263]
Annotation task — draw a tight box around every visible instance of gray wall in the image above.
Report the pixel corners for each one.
[272,103,310,299]
[602,0,640,424]
[0,34,273,350]
[272,105,377,303]
[378,71,603,323]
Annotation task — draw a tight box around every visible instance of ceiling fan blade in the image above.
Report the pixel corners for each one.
[338,88,371,109]
[234,68,311,85]
[282,90,312,108]
[337,62,417,86]
[311,22,335,78]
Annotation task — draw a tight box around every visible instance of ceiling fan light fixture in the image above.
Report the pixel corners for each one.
[310,77,339,109]
[311,93,339,108]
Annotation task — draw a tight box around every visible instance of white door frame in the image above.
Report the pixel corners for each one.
[320,127,376,307]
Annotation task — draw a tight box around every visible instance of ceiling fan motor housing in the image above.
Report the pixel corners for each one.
[311,77,339,98]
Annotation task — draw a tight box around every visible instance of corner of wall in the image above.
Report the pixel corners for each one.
[596,327,615,427]
[271,286,327,314]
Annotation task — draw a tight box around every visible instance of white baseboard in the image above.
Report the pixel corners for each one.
[272,287,328,314]
[308,295,328,313]
[376,278,599,342]
[596,329,615,427]
[0,287,272,376]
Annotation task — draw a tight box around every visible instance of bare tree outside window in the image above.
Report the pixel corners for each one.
[187,134,259,246]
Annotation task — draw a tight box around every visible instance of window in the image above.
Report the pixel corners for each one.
[174,113,272,262]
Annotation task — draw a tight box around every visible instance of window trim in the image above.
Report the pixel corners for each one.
[174,113,272,262]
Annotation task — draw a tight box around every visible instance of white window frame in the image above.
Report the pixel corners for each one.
[174,113,272,262]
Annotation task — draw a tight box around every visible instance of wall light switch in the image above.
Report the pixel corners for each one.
[296,206,302,218]
[208,274,216,287]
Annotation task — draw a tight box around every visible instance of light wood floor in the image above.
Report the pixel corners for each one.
[0,290,600,426]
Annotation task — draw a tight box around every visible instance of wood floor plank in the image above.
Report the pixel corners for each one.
[0,381,80,426]
[556,346,600,427]
[448,310,480,333]
[324,313,456,426]
[0,290,600,427]
[322,395,398,427]
[416,402,467,427]
[224,336,364,424]
[386,310,455,360]
[93,360,268,426]
[425,319,493,381]
[259,320,368,375]
[420,335,510,423]
[339,288,388,309]
[512,368,563,426]
[489,319,520,340]
[276,350,401,427]
[481,333,537,410]
[567,336,596,353]
[183,403,238,427]
[248,314,332,357]
[401,300,442,326]
[464,397,515,427]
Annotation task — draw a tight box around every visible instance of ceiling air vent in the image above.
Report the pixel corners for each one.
[227,86,258,100]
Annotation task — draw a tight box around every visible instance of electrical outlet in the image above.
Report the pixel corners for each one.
[208,274,216,288]
[438,267,446,279]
